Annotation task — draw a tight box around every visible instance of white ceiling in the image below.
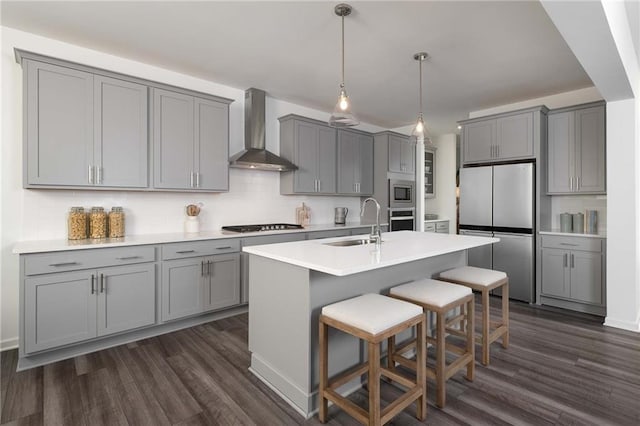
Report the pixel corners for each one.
[0,1,594,136]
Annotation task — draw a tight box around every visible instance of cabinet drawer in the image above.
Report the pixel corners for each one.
[162,239,240,260]
[241,233,305,247]
[24,246,156,276]
[541,235,602,252]
[424,223,436,232]
[436,221,449,231]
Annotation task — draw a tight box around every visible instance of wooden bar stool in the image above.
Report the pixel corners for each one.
[389,278,475,408]
[439,266,509,365]
[319,293,426,426]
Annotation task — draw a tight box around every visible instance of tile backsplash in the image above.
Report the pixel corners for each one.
[551,195,607,234]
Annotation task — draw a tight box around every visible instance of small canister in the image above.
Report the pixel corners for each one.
[68,207,87,240]
[572,213,584,234]
[108,207,125,238]
[89,207,107,239]
[560,213,572,233]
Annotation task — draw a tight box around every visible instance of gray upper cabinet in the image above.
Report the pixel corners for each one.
[548,103,605,194]
[153,88,229,191]
[461,110,537,164]
[388,134,415,175]
[279,115,337,194]
[337,129,374,195]
[24,60,148,188]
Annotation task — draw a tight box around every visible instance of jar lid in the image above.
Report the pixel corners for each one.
[70,206,84,212]
[91,206,105,212]
[111,206,124,212]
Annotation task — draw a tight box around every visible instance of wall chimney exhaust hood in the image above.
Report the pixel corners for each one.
[229,88,298,172]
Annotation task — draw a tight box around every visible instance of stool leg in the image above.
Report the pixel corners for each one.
[466,298,475,381]
[387,335,396,374]
[368,341,381,426]
[319,320,328,423]
[416,317,427,421]
[459,303,466,333]
[502,282,510,349]
[482,290,490,366]
[436,311,446,408]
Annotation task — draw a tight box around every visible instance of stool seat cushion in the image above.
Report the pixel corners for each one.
[439,266,507,287]
[322,293,423,335]
[390,279,471,308]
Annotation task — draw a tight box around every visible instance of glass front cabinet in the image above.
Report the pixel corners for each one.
[425,147,436,198]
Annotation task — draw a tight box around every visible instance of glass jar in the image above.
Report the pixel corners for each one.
[89,207,107,239]
[68,207,87,240]
[108,207,125,238]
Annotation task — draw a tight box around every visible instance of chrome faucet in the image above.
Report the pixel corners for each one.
[360,197,382,248]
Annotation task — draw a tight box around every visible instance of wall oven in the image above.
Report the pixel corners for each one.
[389,208,415,231]
[389,179,415,208]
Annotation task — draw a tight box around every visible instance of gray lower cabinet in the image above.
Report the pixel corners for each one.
[161,251,240,321]
[540,235,605,313]
[461,109,541,164]
[153,88,229,191]
[24,263,155,354]
[24,59,148,188]
[337,129,374,195]
[547,102,605,194]
[279,115,337,194]
[424,220,449,233]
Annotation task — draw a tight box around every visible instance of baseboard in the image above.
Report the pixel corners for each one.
[0,337,19,352]
[604,314,640,332]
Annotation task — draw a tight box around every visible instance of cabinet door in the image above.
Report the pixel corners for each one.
[97,264,156,337]
[94,76,148,188]
[547,112,574,194]
[570,251,603,304]
[337,130,358,194]
[496,112,534,160]
[358,134,374,195]
[293,120,320,192]
[424,149,435,198]
[388,134,413,174]
[153,89,195,189]
[575,106,606,193]
[24,271,97,353]
[204,253,240,312]
[401,141,416,175]
[194,97,229,191]
[161,257,204,321]
[463,120,494,164]
[317,126,337,194]
[25,60,94,186]
[541,248,570,298]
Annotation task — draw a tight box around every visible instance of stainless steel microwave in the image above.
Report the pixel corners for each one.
[389,179,415,208]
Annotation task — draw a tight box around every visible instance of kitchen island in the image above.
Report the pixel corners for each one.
[244,230,498,418]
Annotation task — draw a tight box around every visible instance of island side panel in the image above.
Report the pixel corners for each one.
[247,254,313,415]
[307,250,466,411]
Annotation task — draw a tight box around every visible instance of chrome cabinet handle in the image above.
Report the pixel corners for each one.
[116,256,141,260]
[570,254,575,268]
[201,260,205,276]
[563,253,568,268]
[97,167,102,184]
[176,250,195,254]
[88,165,93,184]
[190,172,194,188]
[100,274,105,293]
[90,274,95,294]
[559,243,578,247]
[216,246,232,250]
[497,145,500,158]
[576,176,580,190]
[49,261,78,267]
[207,260,212,275]
[197,173,201,188]
[569,177,573,191]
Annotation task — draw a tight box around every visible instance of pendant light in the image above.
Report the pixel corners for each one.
[329,3,359,127]
[412,52,432,145]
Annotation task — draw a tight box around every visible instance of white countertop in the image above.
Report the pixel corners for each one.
[243,230,498,276]
[12,222,382,254]
[539,230,606,239]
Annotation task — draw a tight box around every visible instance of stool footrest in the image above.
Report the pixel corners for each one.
[324,388,368,425]
[445,354,474,381]
[381,367,415,389]
[446,313,466,327]
[488,325,508,344]
[328,362,369,391]
[381,386,423,425]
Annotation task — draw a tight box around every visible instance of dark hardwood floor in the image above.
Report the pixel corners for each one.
[2,298,640,425]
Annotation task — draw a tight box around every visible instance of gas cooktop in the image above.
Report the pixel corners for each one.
[221,223,304,233]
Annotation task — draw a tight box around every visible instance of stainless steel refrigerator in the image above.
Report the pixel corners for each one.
[459,163,534,303]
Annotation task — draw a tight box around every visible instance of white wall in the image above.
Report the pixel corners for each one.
[0,27,386,350]
[425,134,457,232]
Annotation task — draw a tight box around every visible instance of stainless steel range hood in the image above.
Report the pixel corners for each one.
[229,88,298,171]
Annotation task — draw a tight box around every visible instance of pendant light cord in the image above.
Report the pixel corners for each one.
[341,13,345,87]
[418,57,423,116]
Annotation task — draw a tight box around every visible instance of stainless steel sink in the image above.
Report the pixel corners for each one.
[323,238,381,247]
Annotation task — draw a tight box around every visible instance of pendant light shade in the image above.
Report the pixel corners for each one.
[412,52,432,145]
[329,3,359,128]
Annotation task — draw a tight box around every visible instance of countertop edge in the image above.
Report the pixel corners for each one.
[13,222,388,254]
